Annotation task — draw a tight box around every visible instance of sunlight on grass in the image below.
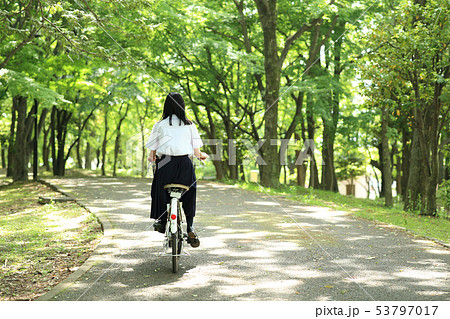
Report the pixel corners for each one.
[0,181,102,300]
[223,180,450,244]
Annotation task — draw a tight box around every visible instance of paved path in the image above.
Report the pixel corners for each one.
[39,177,449,301]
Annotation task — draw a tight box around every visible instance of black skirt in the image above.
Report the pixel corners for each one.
[150,155,197,225]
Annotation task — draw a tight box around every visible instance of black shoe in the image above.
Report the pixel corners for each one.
[187,231,200,248]
[153,221,165,234]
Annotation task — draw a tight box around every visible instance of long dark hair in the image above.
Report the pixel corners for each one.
[161,92,192,125]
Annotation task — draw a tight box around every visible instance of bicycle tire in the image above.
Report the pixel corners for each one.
[177,228,183,255]
[171,232,178,273]
[177,213,183,255]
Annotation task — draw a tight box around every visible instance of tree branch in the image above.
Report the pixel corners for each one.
[318,14,338,48]
[0,26,39,68]
[233,0,264,94]
[279,21,316,68]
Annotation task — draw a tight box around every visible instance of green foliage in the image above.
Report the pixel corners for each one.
[335,149,366,181]
[0,69,68,107]
[437,179,450,217]
[0,0,446,204]
[359,0,449,109]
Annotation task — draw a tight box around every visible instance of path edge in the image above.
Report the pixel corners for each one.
[35,178,113,301]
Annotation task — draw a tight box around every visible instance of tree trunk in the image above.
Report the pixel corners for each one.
[254,0,280,187]
[52,108,72,176]
[297,162,307,187]
[76,139,83,169]
[404,82,442,216]
[96,148,101,169]
[438,131,449,184]
[240,163,246,182]
[321,120,338,192]
[321,28,342,193]
[1,140,6,169]
[113,104,129,177]
[295,133,307,187]
[371,143,385,198]
[85,141,91,170]
[49,106,56,173]
[32,99,39,180]
[24,100,37,168]
[401,127,411,200]
[7,99,17,177]
[381,104,393,207]
[75,114,84,169]
[113,133,120,177]
[212,160,225,180]
[404,125,425,211]
[12,96,29,182]
[42,126,50,171]
[306,93,320,189]
[403,0,443,215]
[395,153,402,197]
[424,83,442,215]
[101,112,108,176]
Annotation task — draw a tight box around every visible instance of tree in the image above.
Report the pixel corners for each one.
[0,69,66,181]
[381,103,393,207]
[1,0,159,179]
[360,0,449,215]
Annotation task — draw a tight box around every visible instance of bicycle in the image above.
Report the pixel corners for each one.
[150,157,205,273]
[162,183,190,273]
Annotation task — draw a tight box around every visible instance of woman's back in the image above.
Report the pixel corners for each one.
[147,115,202,157]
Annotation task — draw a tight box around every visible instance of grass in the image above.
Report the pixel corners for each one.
[39,167,150,179]
[0,180,103,300]
[222,180,450,244]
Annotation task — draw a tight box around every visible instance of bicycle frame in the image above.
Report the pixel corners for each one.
[168,190,183,235]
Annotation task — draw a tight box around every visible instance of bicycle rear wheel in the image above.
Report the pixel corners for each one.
[171,217,183,273]
[171,232,178,273]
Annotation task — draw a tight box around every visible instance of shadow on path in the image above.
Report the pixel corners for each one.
[40,177,449,301]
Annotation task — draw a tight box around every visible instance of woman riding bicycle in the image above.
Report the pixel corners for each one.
[146,92,207,248]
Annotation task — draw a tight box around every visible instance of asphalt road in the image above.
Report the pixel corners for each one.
[38,177,449,301]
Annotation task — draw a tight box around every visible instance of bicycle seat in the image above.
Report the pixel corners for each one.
[164,184,190,192]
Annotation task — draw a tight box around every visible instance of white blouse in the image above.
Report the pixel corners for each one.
[146,115,203,156]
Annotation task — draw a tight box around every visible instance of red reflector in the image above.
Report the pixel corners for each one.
[171,214,176,220]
